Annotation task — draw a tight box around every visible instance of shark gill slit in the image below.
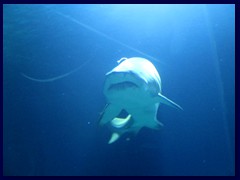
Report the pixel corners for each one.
[21,10,160,82]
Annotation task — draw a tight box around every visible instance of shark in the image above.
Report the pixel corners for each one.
[99,57,183,144]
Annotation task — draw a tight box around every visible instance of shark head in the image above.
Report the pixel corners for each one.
[100,57,182,144]
[103,57,161,108]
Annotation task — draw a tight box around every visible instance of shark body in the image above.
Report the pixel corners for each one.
[99,57,182,144]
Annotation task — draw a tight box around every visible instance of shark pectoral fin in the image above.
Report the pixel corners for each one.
[157,93,183,110]
[111,114,131,128]
[154,120,164,129]
[99,104,121,126]
[108,133,120,144]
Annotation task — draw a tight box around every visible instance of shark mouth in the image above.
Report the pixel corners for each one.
[108,81,138,91]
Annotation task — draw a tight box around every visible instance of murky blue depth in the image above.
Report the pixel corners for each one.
[3,4,235,176]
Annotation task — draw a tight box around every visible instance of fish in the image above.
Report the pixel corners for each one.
[99,57,183,144]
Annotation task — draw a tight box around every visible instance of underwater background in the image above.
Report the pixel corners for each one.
[3,4,235,176]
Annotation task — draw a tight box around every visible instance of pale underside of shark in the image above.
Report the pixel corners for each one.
[99,57,183,144]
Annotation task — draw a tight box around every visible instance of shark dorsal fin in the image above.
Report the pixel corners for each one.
[117,57,128,64]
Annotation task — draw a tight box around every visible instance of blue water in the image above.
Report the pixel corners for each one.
[3,4,235,176]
